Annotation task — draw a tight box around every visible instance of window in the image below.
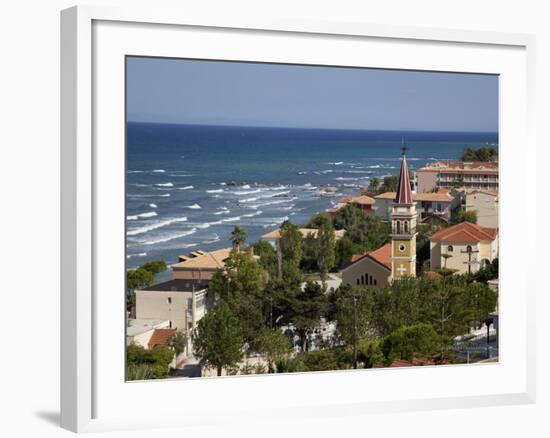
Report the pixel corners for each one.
[404,221,409,233]
[396,220,401,234]
[466,245,473,253]
[167,297,172,304]
[447,245,454,252]
[369,275,373,285]
[399,244,406,252]
[356,278,360,285]
[374,279,377,285]
[361,275,365,285]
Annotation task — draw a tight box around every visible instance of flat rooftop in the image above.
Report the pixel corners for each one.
[138,279,206,292]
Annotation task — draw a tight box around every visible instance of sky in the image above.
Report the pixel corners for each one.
[126,57,498,132]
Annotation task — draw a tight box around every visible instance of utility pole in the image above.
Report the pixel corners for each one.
[461,246,479,275]
[353,295,358,369]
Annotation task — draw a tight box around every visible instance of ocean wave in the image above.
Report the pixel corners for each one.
[213,209,231,215]
[186,203,201,209]
[249,198,297,209]
[143,228,197,245]
[160,194,171,197]
[220,216,241,223]
[234,189,262,195]
[149,203,157,209]
[126,252,147,259]
[335,177,359,181]
[328,161,344,165]
[206,189,224,193]
[127,216,188,236]
[239,197,258,203]
[241,184,251,189]
[128,170,145,173]
[155,183,174,187]
[202,234,220,244]
[178,186,194,190]
[151,169,165,173]
[131,183,152,187]
[242,211,263,218]
[127,211,158,221]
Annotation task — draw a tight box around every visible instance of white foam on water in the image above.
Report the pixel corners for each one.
[126,216,188,236]
[241,184,251,189]
[155,182,174,187]
[149,204,157,209]
[234,189,262,195]
[178,186,194,190]
[143,228,197,245]
[213,209,231,215]
[196,223,211,229]
[242,211,263,218]
[220,216,241,223]
[328,161,344,165]
[186,203,201,209]
[206,189,224,193]
[128,170,145,173]
[159,194,171,197]
[127,211,158,220]
[126,252,147,259]
[239,197,258,203]
[151,169,165,173]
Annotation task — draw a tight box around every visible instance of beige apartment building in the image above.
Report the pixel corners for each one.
[374,189,459,223]
[458,189,499,228]
[416,161,498,193]
[429,221,498,275]
[135,279,207,332]
[171,248,232,289]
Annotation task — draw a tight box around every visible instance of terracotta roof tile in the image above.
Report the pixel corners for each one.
[348,243,392,271]
[148,328,176,347]
[430,221,497,244]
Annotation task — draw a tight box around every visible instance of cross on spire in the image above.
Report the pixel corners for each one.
[394,139,413,205]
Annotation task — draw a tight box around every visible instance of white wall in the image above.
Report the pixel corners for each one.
[1,1,548,438]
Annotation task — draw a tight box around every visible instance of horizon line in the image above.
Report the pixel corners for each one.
[126,120,498,135]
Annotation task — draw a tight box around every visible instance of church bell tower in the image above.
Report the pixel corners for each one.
[390,143,417,279]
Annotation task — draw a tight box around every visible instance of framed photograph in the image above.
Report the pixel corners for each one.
[61,5,536,433]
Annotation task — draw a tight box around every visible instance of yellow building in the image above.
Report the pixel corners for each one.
[459,189,499,229]
[429,221,498,274]
[342,147,417,286]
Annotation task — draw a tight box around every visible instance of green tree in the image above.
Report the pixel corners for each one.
[255,328,292,372]
[168,330,188,358]
[126,344,174,380]
[381,323,440,364]
[334,235,355,269]
[252,240,278,279]
[457,210,478,224]
[140,260,168,276]
[278,221,303,285]
[208,250,266,347]
[291,281,327,351]
[380,174,399,192]
[230,225,247,252]
[298,350,339,372]
[300,232,318,273]
[367,177,381,193]
[316,219,336,290]
[126,268,154,311]
[193,301,244,376]
[461,146,498,162]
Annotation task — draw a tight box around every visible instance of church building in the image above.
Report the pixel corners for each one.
[342,147,417,287]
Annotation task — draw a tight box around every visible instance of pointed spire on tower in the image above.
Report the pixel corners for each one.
[394,139,413,205]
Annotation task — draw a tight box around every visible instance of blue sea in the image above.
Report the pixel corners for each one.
[126,122,497,270]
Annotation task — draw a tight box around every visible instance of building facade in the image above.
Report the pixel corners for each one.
[429,221,498,274]
[135,279,207,332]
[416,161,498,193]
[459,189,499,228]
[171,248,232,289]
[374,189,458,223]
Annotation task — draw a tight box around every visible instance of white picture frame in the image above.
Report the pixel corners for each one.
[60,5,536,433]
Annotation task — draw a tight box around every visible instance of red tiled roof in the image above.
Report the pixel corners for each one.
[148,328,176,347]
[430,221,497,244]
[349,243,392,271]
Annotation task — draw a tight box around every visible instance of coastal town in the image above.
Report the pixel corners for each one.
[126,145,499,380]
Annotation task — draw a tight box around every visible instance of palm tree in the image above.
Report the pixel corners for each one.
[230,225,247,252]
